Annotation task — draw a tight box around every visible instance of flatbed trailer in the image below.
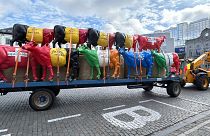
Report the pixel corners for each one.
[0,76,181,111]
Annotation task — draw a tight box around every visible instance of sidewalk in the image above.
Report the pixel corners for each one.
[153,110,210,136]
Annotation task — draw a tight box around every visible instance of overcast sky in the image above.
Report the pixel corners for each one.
[0,0,210,34]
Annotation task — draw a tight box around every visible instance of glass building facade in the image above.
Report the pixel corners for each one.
[164,17,210,48]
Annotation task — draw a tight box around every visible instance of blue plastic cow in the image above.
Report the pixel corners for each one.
[118,48,153,78]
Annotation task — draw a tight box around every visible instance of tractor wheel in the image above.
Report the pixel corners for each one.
[195,74,209,90]
[167,82,181,97]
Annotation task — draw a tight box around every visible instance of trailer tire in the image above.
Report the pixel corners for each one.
[195,74,209,90]
[167,82,181,97]
[29,88,55,111]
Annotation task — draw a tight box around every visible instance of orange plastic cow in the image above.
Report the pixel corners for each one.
[110,49,120,78]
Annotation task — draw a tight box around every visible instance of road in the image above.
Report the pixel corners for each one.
[1,84,210,136]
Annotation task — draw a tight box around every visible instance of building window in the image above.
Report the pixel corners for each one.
[5,38,10,44]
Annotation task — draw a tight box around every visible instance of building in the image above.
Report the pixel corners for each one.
[163,17,210,48]
[177,22,188,47]
[185,28,210,59]
[144,32,174,53]
[0,28,12,45]
[188,18,210,40]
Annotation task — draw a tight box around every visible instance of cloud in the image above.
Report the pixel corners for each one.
[160,4,210,25]
[0,0,209,35]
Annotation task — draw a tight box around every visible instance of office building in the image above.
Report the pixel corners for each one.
[185,28,210,58]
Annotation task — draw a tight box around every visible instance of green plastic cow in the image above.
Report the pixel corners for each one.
[77,45,101,79]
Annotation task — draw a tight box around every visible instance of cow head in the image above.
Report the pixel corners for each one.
[115,32,126,50]
[77,45,89,54]
[22,41,38,51]
[118,47,126,55]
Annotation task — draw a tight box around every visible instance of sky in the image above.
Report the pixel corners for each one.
[0,0,210,34]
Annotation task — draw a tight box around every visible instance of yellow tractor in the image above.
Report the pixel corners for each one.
[180,52,210,90]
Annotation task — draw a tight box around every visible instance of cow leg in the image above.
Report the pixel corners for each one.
[48,66,54,81]
[0,70,7,82]
[112,64,117,78]
[87,43,91,49]
[52,39,57,48]
[10,39,15,46]
[90,66,94,79]
[156,64,160,77]
[96,66,101,79]
[58,42,62,48]
[69,62,78,81]
[18,42,22,47]
[165,66,169,77]
[127,66,131,79]
[74,63,80,80]
[117,63,120,78]
[147,65,153,78]
[30,57,39,81]
[173,59,180,75]
[41,66,47,81]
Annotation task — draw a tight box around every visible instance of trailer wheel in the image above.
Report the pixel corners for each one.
[143,84,153,91]
[195,74,209,90]
[167,82,181,97]
[29,88,55,111]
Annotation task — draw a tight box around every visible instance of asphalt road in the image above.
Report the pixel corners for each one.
[1,84,210,136]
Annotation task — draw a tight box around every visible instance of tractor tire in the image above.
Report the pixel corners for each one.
[167,82,181,97]
[195,74,209,90]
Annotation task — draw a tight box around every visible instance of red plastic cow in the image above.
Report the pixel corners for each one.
[0,45,38,81]
[22,42,54,81]
[135,35,166,52]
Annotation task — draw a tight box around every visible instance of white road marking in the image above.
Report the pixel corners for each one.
[48,114,81,123]
[0,129,8,133]
[177,119,210,136]
[179,97,210,106]
[139,99,153,103]
[103,105,126,111]
[102,105,161,129]
[2,134,11,136]
[204,126,210,130]
[151,99,198,114]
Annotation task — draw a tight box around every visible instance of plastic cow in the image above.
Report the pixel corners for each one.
[66,49,80,80]
[22,42,54,81]
[136,35,166,52]
[151,50,180,76]
[115,32,125,50]
[52,25,88,48]
[77,45,101,79]
[96,46,120,78]
[0,45,36,82]
[86,28,115,49]
[118,48,153,78]
[10,24,54,47]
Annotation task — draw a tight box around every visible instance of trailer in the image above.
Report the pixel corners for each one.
[0,76,181,111]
